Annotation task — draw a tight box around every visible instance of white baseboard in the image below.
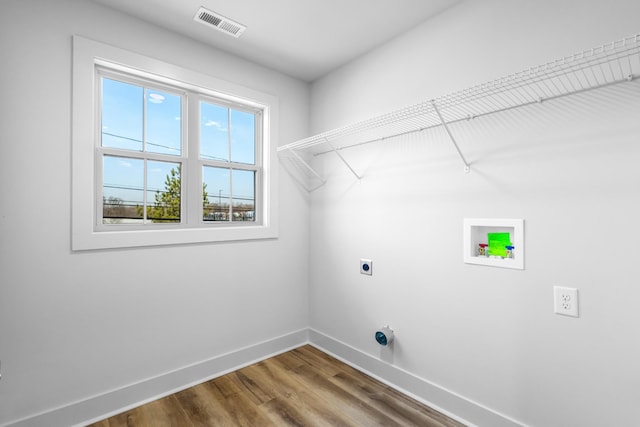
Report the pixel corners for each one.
[308,328,525,427]
[4,329,308,427]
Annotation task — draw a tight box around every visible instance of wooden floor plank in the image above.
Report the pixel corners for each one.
[380,383,465,427]
[103,395,195,427]
[289,346,344,377]
[269,350,308,372]
[172,383,236,427]
[287,363,403,427]
[202,378,273,427]
[147,396,195,427]
[86,345,466,427]
[232,368,275,405]
[329,369,460,427]
[258,361,361,427]
[243,359,356,426]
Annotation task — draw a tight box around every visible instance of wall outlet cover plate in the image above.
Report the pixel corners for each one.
[554,286,579,317]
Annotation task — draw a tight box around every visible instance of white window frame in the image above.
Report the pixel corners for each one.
[72,35,278,250]
[96,68,189,230]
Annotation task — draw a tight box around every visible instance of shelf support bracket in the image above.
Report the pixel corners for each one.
[431,100,471,173]
[327,139,361,182]
[288,149,327,191]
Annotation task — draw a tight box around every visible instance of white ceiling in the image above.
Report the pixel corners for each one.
[89,0,462,82]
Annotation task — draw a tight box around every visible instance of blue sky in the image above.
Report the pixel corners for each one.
[101,77,255,211]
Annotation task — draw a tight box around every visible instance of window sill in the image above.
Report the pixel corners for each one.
[72,223,278,251]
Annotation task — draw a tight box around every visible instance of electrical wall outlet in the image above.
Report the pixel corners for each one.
[360,259,372,275]
[554,286,579,317]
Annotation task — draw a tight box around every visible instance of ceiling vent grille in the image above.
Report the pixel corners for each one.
[194,7,246,38]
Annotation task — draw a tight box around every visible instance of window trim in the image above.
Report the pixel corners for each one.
[72,35,278,250]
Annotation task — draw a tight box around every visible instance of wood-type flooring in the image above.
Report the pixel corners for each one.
[87,345,465,427]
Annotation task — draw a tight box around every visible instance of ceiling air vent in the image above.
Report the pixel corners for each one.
[194,7,246,38]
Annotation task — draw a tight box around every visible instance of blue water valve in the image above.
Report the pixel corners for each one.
[375,326,394,346]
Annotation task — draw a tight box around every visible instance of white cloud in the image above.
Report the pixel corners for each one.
[118,160,133,168]
[148,93,165,104]
[204,120,227,131]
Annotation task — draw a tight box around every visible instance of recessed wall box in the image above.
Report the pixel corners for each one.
[463,218,524,269]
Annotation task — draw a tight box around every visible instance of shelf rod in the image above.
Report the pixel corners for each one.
[327,139,361,181]
[431,100,471,173]
[311,73,637,157]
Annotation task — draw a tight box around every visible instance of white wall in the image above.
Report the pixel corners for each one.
[309,1,640,426]
[0,0,309,425]
[3,1,639,426]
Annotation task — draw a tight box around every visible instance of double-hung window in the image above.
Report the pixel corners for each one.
[72,36,278,250]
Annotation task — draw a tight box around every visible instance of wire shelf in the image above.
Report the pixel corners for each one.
[278,34,640,189]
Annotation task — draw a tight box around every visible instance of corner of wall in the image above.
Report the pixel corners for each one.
[3,329,309,427]
[308,329,524,427]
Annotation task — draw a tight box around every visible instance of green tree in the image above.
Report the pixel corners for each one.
[147,167,181,222]
[138,166,209,223]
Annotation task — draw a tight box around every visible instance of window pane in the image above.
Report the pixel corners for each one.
[200,102,229,162]
[145,89,182,156]
[230,110,255,165]
[232,169,255,222]
[101,78,143,151]
[103,155,144,223]
[203,166,230,221]
[147,161,181,223]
